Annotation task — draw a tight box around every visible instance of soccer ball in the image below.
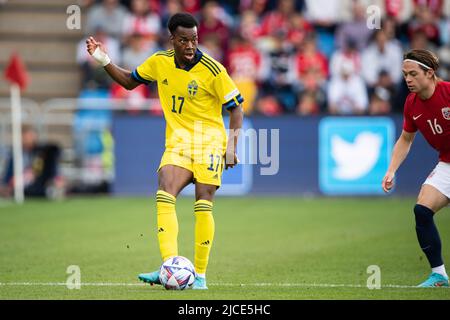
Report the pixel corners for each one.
[159,256,196,290]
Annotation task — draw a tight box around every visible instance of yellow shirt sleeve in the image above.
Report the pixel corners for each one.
[213,68,244,110]
[132,54,157,84]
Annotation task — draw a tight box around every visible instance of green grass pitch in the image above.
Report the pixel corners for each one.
[0,196,449,300]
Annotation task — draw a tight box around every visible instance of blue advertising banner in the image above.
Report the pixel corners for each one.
[112,115,437,196]
[319,117,395,195]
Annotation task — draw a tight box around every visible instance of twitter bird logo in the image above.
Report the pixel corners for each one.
[331,132,383,180]
[319,117,393,195]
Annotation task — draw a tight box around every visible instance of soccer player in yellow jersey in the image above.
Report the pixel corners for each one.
[86,13,243,289]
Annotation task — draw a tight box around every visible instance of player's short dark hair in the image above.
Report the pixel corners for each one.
[167,13,198,35]
[404,49,440,72]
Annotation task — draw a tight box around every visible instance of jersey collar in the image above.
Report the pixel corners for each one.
[174,49,203,71]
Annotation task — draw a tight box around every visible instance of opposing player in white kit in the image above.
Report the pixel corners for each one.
[382,49,450,287]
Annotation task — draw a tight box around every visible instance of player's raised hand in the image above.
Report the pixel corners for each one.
[86,36,111,66]
[382,171,395,193]
[86,36,101,54]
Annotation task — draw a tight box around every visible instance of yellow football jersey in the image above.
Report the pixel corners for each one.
[132,49,243,155]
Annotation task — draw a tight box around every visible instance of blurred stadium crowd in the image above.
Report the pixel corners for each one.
[78,0,450,116]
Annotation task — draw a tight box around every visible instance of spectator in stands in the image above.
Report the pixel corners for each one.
[160,0,184,34]
[227,35,263,115]
[110,81,153,115]
[0,126,64,199]
[239,0,269,16]
[368,70,396,115]
[148,0,162,15]
[181,0,201,15]
[79,0,96,8]
[238,9,262,43]
[122,32,160,70]
[304,0,344,58]
[335,0,374,52]
[122,0,161,44]
[199,33,224,63]
[409,28,437,51]
[296,90,324,115]
[254,95,284,116]
[385,0,414,24]
[437,5,450,79]
[77,27,121,89]
[295,34,328,82]
[113,31,160,115]
[408,4,441,46]
[296,63,328,115]
[361,29,403,90]
[258,0,296,38]
[291,31,330,115]
[329,38,362,78]
[258,29,298,113]
[437,45,450,80]
[198,1,231,54]
[440,13,450,42]
[369,86,393,115]
[287,12,313,48]
[382,16,401,42]
[86,0,128,39]
[327,60,368,115]
[217,0,241,16]
[304,0,343,28]
[413,0,444,18]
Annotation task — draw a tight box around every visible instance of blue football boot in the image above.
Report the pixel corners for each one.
[417,273,449,288]
[138,270,161,286]
[192,276,208,290]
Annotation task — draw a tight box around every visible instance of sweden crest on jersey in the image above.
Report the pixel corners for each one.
[442,107,450,120]
[187,80,198,98]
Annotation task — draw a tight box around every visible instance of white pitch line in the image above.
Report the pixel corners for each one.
[0,282,145,287]
[0,282,444,289]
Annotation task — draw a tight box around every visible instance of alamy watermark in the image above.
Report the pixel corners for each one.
[66,265,81,289]
[366,265,381,289]
[167,124,280,176]
[66,5,81,30]
[366,5,382,30]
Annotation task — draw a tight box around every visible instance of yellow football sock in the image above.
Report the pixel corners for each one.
[156,190,178,261]
[194,200,215,275]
